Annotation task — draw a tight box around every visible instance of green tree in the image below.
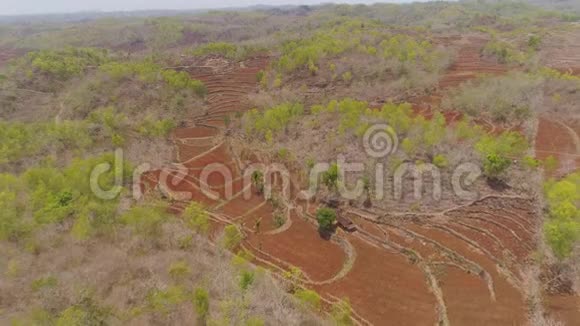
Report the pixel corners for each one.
[544,218,580,259]
[0,190,29,241]
[251,170,264,194]
[528,35,542,51]
[169,261,191,280]
[147,286,188,314]
[121,204,170,237]
[239,270,255,292]
[543,173,580,259]
[322,163,340,190]
[432,154,448,168]
[482,153,512,180]
[55,297,112,326]
[331,299,354,326]
[294,289,321,310]
[183,201,210,234]
[193,287,210,321]
[316,208,336,232]
[222,225,242,249]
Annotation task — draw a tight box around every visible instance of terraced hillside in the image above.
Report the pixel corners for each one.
[535,26,580,174]
[138,47,555,325]
[3,3,580,325]
[541,25,580,75]
[438,35,508,89]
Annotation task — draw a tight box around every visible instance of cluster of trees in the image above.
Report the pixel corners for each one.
[136,116,176,138]
[378,35,436,67]
[537,67,580,83]
[477,22,546,65]
[5,47,110,91]
[247,96,533,188]
[271,19,446,85]
[191,42,239,58]
[483,38,531,65]
[101,60,206,96]
[0,121,93,166]
[443,72,541,123]
[24,47,109,80]
[0,154,132,242]
[0,105,177,168]
[475,131,528,180]
[286,96,535,187]
[310,98,451,164]
[277,32,351,74]
[243,103,304,143]
[189,41,266,60]
[145,17,185,50]
[312,99,414,136]
[544,173,580,259]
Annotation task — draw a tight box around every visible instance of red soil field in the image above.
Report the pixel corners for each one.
[140,52,545,325]
[535,118,580,174]
[406,223,527,325]
[534,100,580,322]
[317,235,438,326]
[545,294,580,324]
[438,35,507,89]
[540,28,580,76]
[246,212,347,282]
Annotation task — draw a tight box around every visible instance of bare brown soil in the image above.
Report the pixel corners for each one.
[544,294,580,324]
[246,212,347,282]
[534,92,580,323]
[536,118,580,174]
[317,236,438,326]
[438,35,508,89]
[139,50,549,325]
[349,196,535,325]
[540,26,580,75]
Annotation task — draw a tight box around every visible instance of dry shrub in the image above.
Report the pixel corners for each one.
[527,312,565,326]
[541,78,580,117]
[568,245,580,294]
[443,72,543,123]
[247,88,303,110]
[0,219,323,325]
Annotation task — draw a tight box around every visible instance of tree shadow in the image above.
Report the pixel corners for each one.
[486,177,510,191]
[318,226,336,241]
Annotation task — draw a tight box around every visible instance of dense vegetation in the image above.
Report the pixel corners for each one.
[544,174,580,259]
